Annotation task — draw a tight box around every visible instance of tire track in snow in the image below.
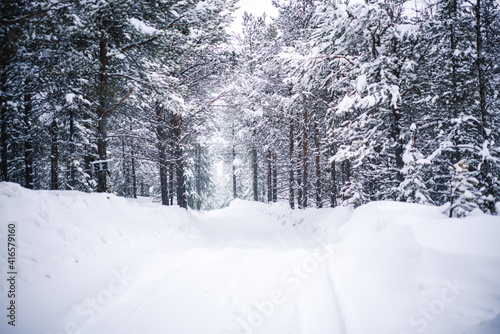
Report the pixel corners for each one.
[324,257,359,334]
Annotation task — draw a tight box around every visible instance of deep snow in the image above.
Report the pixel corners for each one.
[0,182,499,334]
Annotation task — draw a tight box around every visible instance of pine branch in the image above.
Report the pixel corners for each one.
[121,15,185,53]
[106,89,133,116]
[0,1,73,24]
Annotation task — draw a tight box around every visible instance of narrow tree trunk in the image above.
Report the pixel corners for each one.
[313,119,322,208]
[232,146,237,199]
[342,159,351,201]
[301,94,308,208]
[24,91,33,189]
[50,118,59,190]
[475,0,496,214]
[156,106,169,206]
[392,105,404,182]
[169,159,174,205]
[272,152,278,202]
[159,149,169,205]
[450,0,460,164]
[67,108,76,189]
[329,144,337,207]
[289,113,295,209]
[195,146,202,210]
[267,149,272,202]
[0,74,8,182]
[173,113,187,209]
[96,36,109,193]
[83,108,92,189]
[252,145,258,201]
[297,146,303,209]
[131,147,137,199]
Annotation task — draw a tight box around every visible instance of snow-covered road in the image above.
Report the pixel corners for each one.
[1,182,500,334]
[78,202,352,334]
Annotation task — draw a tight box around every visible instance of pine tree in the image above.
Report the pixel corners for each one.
[397,124,432,204]
[448,159,482,217]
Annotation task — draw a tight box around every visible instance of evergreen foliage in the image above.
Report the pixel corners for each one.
[1,0,499,216]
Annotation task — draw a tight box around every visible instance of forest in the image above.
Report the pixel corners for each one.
[1,0,499,217]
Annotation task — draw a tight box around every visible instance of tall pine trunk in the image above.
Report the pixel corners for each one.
[131,147,137,198]
[50,118,58,190]
[475,0,496,214]
[313,119,322,208]
[330,161,337,207]
[67,108,76,189]
[272,152,277,202]
[232,128,237,199]
[252,145,258,201]
[301,94,308,208]
[195,146,202,210]
[156,105,169,205]
[289,112,295,209]
[267,149,272,202]
[173,113,187,208]
[0,71,8,182]
[450,0,461,163]
[169,160,174,205]
[96,36,108,193]
[24,91,33,189]
[232,146,237,198]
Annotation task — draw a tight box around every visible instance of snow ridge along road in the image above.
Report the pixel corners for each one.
[1,182,500,334]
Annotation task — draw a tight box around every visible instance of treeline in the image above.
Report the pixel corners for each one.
[220,0,500,217]
[2,0,499,216]
[0,0,236,209]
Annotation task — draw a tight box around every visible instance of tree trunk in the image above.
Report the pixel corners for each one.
[475,0,496,214]
[50,118,59,190]
[159,150,169,205]
[83,108,92,189]
[232,127,237,198]
[195,146,202,210]
[329,144,337,207]
[131,147,137,199]
[173,113,187,208]
[232,146,237,199]
[96,36,108,193]
[24,91,33,189]
[342,159,351,201]
[313,119,322,208]
[297,145,303,209]
[169,159,174,205]
[1,95,8,182]
[156,105,169,206]
[392,105,404,182]
[267,149,272,202]
[67,108,76,189]
[301,94,308,208]
[252,145,258,201]
[272,152,278,202]
[289,112,295,209]
[450,0,460,164]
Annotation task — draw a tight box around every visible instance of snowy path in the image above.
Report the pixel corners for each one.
[76,204,351,334]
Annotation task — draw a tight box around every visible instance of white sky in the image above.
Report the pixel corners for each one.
[229,0,279,33]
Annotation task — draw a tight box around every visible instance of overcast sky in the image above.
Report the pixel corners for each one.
[230,0,279,33]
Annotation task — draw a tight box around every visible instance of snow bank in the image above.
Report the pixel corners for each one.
[0,182,194,334]
[0,183,499,334]
[330,201,500,334]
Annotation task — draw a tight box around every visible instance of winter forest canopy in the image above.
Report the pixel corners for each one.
[1,0,499,217]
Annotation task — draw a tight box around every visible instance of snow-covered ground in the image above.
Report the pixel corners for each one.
[0,181,499,334]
